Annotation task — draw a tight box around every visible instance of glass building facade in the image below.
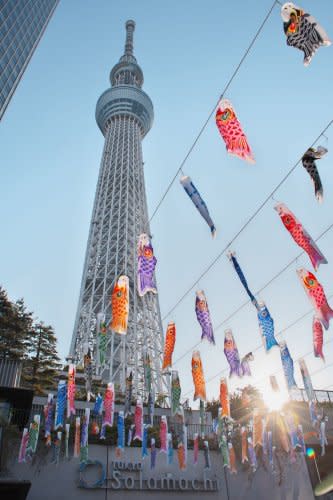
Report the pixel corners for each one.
[0,0,59,120]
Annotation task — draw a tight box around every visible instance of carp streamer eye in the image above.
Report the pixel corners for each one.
[305,276,316,288]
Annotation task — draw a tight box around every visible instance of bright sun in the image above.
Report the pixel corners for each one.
[262,387,289,412]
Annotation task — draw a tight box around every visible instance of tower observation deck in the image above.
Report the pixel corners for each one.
[70,21,167,399]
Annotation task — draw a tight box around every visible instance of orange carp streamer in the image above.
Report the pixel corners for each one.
[219,378,230,417]
[177,443,186,470]
[191,350,206,402]
[110,275,129,334]
[228,443,237,474]
[253,408,263,448]
[241,427,248,463]
[162,322,176,371]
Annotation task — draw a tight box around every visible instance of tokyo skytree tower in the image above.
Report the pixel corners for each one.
[70,20,166,398]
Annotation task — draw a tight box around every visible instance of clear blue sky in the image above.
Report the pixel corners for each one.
[1,0,333,406]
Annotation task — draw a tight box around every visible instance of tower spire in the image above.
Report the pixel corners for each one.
[71,20,167,401]
[124,20,135,57]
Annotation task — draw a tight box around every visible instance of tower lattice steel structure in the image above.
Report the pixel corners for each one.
[70,20,167,399]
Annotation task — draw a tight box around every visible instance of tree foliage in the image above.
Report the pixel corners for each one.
[205,385,266,423]
[23,322,61,395]
[0,286,62,394]
[0,287,33,360]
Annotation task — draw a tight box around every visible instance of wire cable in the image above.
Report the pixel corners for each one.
[172,221,333,366]
[149,0,279,223]
[181,292,333,397]
[162,119,333,324]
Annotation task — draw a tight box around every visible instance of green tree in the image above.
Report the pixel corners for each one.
[205,398,219,419]
[23,322,61,395]
[0,287,33,360]
[230,385,265,423]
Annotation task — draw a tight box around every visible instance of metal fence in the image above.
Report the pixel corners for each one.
[0,358,22,388]
[291,388,333,403]
[8,405,213,441]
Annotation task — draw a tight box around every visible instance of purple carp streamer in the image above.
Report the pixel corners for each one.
[195,290,215,344]
[224,329,253,377]
[299,358,315,401]
[281,3,331,66]
[137,233,157,297]
[280,341,297,391]
[180,175,216,237]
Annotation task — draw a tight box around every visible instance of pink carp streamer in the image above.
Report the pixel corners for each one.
[100,383,114,439]
[67,364,76,418]
[216,98,255,164]
[133,398,143,441]
[275,203,327,271]
[313,316,325,360]
[159,415,168,453]
[297,268,333,330]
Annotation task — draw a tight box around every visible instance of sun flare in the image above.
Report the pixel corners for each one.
[262,388,289,412]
